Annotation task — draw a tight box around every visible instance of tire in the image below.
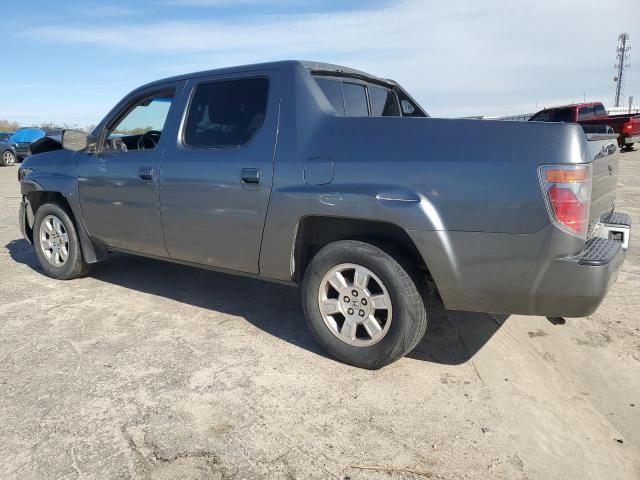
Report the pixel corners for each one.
[301,240,428,369]
[1,150,16,166]
[33,202,91,279]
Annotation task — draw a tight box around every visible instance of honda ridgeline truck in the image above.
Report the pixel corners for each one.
[18,61,631,369]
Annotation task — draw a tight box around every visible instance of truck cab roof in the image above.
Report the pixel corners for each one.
[132,60,398,98]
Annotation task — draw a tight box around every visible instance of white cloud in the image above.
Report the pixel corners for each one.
[20,0,640,117]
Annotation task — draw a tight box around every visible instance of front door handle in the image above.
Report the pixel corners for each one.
[139,167,153,181]
[240,168,260,190]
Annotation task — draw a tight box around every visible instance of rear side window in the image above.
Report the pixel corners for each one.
[369,85,400,116]
[577,106,595,121]
[315,78,345,115]
[184,78,269,148]
[342,83,369,117]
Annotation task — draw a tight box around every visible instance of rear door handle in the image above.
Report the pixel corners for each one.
[139,167,153,181]
[240,168,260,190]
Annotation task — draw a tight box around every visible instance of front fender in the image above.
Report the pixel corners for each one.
[19,157,107,263]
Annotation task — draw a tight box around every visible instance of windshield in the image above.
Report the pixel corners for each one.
[11,128,45,143]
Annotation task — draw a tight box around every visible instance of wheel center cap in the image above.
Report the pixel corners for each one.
[341,288,371,322]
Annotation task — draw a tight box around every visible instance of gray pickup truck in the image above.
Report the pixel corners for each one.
[18,61,631,369]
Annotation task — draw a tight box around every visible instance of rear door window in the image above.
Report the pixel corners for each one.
[184,77,269,148]
[342,83,369,117]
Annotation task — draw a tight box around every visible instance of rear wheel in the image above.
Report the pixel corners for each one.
[302,240,428,369]
[1,150,16,166]
[33,202,91,279]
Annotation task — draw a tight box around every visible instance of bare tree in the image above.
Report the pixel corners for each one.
[0,119,20,132]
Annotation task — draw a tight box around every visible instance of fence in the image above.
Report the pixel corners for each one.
[607,106,640,115]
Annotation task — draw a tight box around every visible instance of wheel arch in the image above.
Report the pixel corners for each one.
[293,215,431,283]
[23,188,106,263]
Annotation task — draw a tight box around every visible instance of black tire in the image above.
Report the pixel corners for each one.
[33,202,91,280]
[1,149,16,166]
[301,240,428,369]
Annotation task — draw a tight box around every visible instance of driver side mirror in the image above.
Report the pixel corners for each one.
[62,129,97,152]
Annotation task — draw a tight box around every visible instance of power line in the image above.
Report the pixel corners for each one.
[614,33,630,107]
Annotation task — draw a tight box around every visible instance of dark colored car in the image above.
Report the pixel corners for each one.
[10,127,63,161]
[17,61,631,369]
[0,132,17,166]
[529,102,640,149]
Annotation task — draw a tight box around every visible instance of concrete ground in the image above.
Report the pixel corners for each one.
[0,150,639,480]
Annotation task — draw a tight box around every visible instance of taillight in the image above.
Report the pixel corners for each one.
[623,121,633,132]
[539,164,592,237]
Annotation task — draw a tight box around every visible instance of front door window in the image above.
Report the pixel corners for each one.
[104,90,175,153]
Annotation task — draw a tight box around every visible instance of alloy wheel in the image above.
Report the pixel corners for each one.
[39,214,70,267]
[318,263,393,347]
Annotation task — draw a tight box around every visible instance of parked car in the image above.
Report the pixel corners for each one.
[0,132,17,166]
[529,102,640,149]
[10,127,63,161]
[17,61,631,369]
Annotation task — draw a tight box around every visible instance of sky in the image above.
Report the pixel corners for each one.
[1,0,639,127]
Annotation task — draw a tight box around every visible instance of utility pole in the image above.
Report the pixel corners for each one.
[614,33,630,107]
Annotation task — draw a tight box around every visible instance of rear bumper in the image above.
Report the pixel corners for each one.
[530,237,625,317]
[408,212,631,318]
[623,135,639,145]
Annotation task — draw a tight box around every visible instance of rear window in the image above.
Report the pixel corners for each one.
[184,77,269,148]
[313,76,408,118]
[549,108,575,122]
[342,83,369,117]
[369,85,400,117]
[315,78,345,115]
[530,111,551,122]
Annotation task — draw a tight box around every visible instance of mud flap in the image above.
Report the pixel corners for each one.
[19,200,33,244]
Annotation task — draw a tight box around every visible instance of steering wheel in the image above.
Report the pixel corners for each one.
[137,130,162,150]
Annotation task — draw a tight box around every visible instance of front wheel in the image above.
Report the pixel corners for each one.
[33,202,91,279]
[1,150,16,166]
[302,240,428,369]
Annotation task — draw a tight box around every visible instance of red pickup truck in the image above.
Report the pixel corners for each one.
[529,102,640,150]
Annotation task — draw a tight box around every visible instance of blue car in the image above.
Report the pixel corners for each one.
[10,127,62,161]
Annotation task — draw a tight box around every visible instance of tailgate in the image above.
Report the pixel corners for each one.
[584,132,619,235]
